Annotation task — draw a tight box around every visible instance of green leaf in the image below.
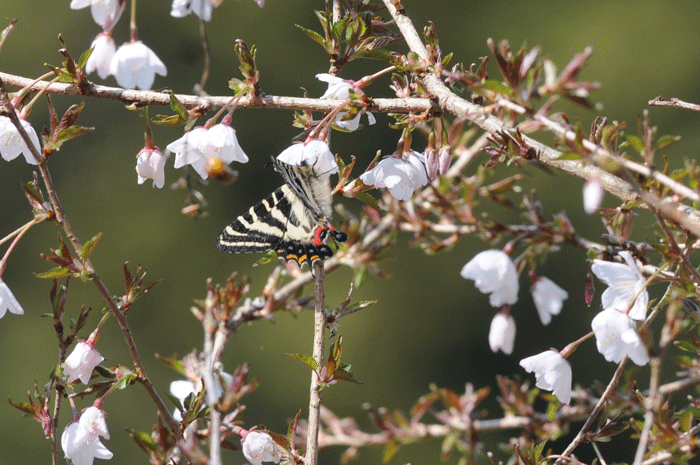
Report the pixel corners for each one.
[354,190,379,209]
[624,135,644,153]
[81,232,103,260]
[480,80,512,95]
[556,151,582,160]
[288,353,319,371]
[353,266,368,289]
[253,250,278,267]
[352,48,392,61]
[655,134,681,150]
[115,372,139,390]
[382,440,400,463]
[339,300,377,318]
[333,362,363,384]
[295,24,326,47]
[56,125,93,145]
[127,429,162,454]
[168,91,189,121]
[35,267,72,279]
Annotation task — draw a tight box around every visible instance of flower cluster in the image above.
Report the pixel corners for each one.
[73,0,167,90]
[360,152,428,201]
[61,406,112,465]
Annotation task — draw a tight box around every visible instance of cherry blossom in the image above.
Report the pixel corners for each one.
[170,0,215,22]
[109,42,167,90]
[316,73,376,131]
[488,313,516,354]
[520,350,572,404]
[359,152,428,201]
[591,307,649,365]
[70,0,125,31]
[0,280,24,318]
[136,146,167,188]
[64,341,105,384]
[460,250,519,307]
[242,431,281,465]
[583,179,604,214]
[0,115,41,165]
[61,406,112,465]
[531,277,568,325]
[276,140,338,177]
[170,369,233,421]
[591,251,649,320]
[168,124,248,180]
[85,33,115,80]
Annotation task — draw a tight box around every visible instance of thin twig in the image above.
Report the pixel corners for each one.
[305,260,326,465]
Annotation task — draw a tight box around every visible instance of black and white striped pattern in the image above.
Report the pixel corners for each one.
[216,159,347,268]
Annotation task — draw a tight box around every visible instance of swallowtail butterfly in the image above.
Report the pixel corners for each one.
[216,158,347,268]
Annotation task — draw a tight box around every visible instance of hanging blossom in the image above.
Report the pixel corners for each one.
[0,115,41,165]
[519,350,572,404]
[170,0,216,21]
[488,313,516,354]
[276,139,338,178]
[0,280,24,318]
[110,41,167,90]
[360,151,428,201]
[531,277,568,325]
[460,249,519,307]
[170,369,233,421]
[70,0,125,31]
[583,179,604,214]
[61,406,112,465]
[241,431,281,465]
[591,251,649,321]
[168,124,248,181]
[316,73,376,131]
[85,33,115,80]
[591,307,649,365]
[64,339,105,384]
[136,146,167,188]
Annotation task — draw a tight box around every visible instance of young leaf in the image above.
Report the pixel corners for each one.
[288,353,319,371]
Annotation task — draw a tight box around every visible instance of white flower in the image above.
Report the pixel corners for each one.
[64,341,105,384]
[171,0,215,21]
[591,251,649,320]
[359,152,428,201]
[109,42,167,90]
[316,73,376,131]
[591,307,649,366]
[85,33,115,80]
[0,115,41,165]
[0,280,24,318]
[583,179,604,214]
[242,431,281,465]
[168,124,248,180]
[519,350,572,404]
[488,313,516,354]
[276,140,338,178]
[460,250,519,307]
[136,146,167,188]
[70,0,125,31]
[61,406,112,465]
[531,277,568,325]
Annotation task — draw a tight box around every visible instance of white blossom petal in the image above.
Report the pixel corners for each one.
[520,350,572,404]
[136,148,167,188]
[591,308,649,365]
[359,152,428,201]
[583,179,604,214]
[460,250,519,307]
[276,140,338,177]
[242,431,281,465]
[488,313,516,354]
[531,277,568,325]
[85,34,116,80]
[0,280,24,318]
[591,251,648,320]
[110,42,167,90]
[0,116,41,165]
[64,341,105,384]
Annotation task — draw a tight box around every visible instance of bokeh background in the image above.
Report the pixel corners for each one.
[2,0,700,464]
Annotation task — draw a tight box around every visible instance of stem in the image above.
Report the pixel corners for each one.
[558,357,628,462]
[196,19,211,95]
[305,260,326,465]
[202,302,222,465]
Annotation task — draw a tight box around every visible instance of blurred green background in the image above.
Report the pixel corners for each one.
[2,0,700,464]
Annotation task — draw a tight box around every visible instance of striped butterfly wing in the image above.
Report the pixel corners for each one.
[216,161,347,267]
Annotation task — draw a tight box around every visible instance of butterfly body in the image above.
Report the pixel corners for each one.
[216,159,347,267]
